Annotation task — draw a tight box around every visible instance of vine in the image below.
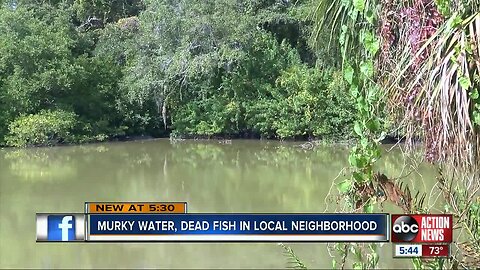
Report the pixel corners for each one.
[312,0,480,268]
[331,0,385,268]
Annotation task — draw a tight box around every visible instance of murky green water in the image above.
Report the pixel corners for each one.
[0,139,438,269]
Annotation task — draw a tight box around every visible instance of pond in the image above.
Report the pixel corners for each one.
[0,139,438,268]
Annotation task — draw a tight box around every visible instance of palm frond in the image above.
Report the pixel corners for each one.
[385,12,480,172]
[310,0,375,62]
[309,0,345,50]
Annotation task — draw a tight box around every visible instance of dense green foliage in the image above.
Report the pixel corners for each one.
[5,109,77,147]
[0,0,354,146]
[0,3,134,145]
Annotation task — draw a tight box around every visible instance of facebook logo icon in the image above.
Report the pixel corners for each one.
[36,214,85,242]
[48,215,75,241]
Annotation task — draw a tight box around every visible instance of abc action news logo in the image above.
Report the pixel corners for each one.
[391,215,453,243]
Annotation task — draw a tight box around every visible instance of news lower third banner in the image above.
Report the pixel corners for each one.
[36,213,389,242]
[87,214,388,242]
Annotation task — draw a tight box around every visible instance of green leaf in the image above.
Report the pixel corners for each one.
[435,0,450,16]
[473,111,480,126]
[357,96,367,111]
[360,60,374,77]
[363,202,373,213]
[354,122,363,136]
[364,32,380,56]
[344,63,354,84]
[365,10,375,24]
[370,40,380,56]
[367,85,379,102]
[353,0,365,12]
[447,15,462,29]
[469,89,479,100]
[355,156,367,168]
[459,76,471,90]
[366,119,380,132]
[350,84,359,98]
[353,262,363,270]
[348,152,357,167]
[372,146,382,160]
[337,180,352,193]
[353,172,364,182]
[360,137,369,148]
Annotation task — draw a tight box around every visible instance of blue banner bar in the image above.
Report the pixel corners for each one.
[87,214,389,242]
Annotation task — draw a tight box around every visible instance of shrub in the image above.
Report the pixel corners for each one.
[6,110,78,147]
[245,66,356,140]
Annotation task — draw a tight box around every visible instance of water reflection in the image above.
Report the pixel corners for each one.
[0,140,437,268]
